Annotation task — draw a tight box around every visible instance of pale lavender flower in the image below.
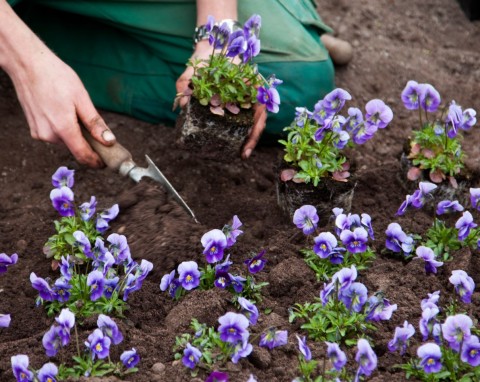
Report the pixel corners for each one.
[365,99,393,129]
[332,265,358,292]
[257,86,280,113]
[293,205,319,235]
[11,355,33,382]
[231,333,253,363]
[243,14,261,38]
[160,270,176,292]
[37,362,58,382]
[323,88,352,113]
[0,252,18,274]
[201,229,227,264]
[107,233,131,264]
[326,342,347,371]
[436,200,464,215]
[30,272,55,301]
[238,297,259,325]
[388,321,415,355]
[419,304,440,341]
[361,214,374,240]
[312,99,334,125]
[333,130,350,149]
[385,223,414,254]
[73,231,93,259]
[401,80,421,110]
[79,196,97,221]
[50,186,74,217]
[352,123,378,144]
[223,215,243,248]
[442,314,473,351]
[52,166,74,188]
[366,293,397,321]
[470,188,480,210]
[339,282,368,312]
[59,255,72,281]
[355,339,377,378]
[98,314,123,345]
[182,343,202,369]
[416,246,443,274]
[421,291,441,310]
[455,211,477,241]
[42,326,62,357]
[459,108,477,130]
[347,107,364,132]
[86,328,111,360]
[417,343,442,373]
[449,270,475,304]
[446,101,463,138]
[340,227,368,254]
[320,281,335,306]
[178,261,200,291]
[296,335,312,361]
[0,313,11,328]
[419,84,441,113]
[461,335,480,366]
[259,328,288,350]
[96,204,119,233]
[87,270,105,301]
[335,212,361,233]
[55,308,75,346]
[411,182,437,208]
[121,348,140,369]
[218,312,249,344]
[396,194,414,216]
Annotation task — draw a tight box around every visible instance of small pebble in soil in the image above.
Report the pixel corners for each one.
[151,362,166,374]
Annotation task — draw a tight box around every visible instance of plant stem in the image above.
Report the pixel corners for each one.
[74,323,81,357]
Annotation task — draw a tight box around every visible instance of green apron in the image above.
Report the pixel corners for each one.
[9,0,335,135]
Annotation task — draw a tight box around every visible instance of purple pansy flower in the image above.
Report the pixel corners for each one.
[53,277,71,302]
[55,308,75,346]
[160,270,176,292]
[120,348,140,369]
[244,250,267,273]
[96,204,119,233]
[365,99,393,129]
[385,223,414,254]
[312,100,333,125]
[238,297,259,325]
[421,291,441,309]
[37,362,58,382]
[73,231,93,258]
[388,321,415,355]
[333,130,350,150]
[442,314,473,351]
[361,213,374,240]
[449,270,475,304]
[411,182,437,208]
[340,227,368,254]
[223,215,243,248]
[231,333,253,363]
[86,328,111,360]
[214,271,231,289]
[182,343,202,369]
[98,314,123,345]
[218,312,249,344]
[461,336,480,367]
[11,355,33,382]
[293,205,319,235]
[103,277,119,299]
[79,196,97,221]
[257,85,280,113]
[332,265,358,292]
[0,313,11,328]
[320,281,335,306]
[460,108,477,130]
[401,80,421,110]
[347,107,364,131]
[42,326,63,357]
[352,123,378,145]
[243,14,261,38]
[50,186,75,217]
[366,293,397,321]
[107,233,131,264]
[259,328,288,350]
[417,343,442,373]
[436,200,464,215]
[59,255,72,281]
[87,270,105,301]
[296,335,312,361]
[326,342,347,371]
[396,194,414,216]
[313,232,338,258]
[355,339,377,378]
[226,30,246,58]
[205,371,229,382]
[229,274,246,293]
[335,212,361,233]
[416,246,443,274]
[339,282,368,313]
[420,304,440,342]
[30,272,55,301]
[456,211,477,241]
[419,84,441,113]
[322,88,352,113]
[470,188,480,210]
[52,166,74,188]
[446,101,463,138]
[209,23,231,49]
[0,252,18,274]
[201,229,227,264]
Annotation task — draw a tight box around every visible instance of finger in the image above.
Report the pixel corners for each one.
[242,104,267,159]
[176,67,194,108]
[76,88,116,146]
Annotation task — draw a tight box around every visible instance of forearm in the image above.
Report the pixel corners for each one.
[196,0,237,25]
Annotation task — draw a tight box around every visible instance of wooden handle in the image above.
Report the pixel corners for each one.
[82,128,133,172]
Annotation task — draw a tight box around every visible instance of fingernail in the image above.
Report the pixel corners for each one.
[102,130,115,142]
[244,149,252,159]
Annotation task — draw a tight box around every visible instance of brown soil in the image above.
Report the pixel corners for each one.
[1,0,480,381]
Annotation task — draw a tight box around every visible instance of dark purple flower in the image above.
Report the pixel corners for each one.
[461,336,480,366]
[52,166,74,188]
[11,355,33,382]
[209,23,231,50]
[355,339,377,378]
[37,362,58,382]
[259,328,288,350]
[340,227,368,254]
[442,314,473,351]
[365,99,393,129]
[366,293,397,321]
[456,211,477,241]
[87,270,105,301]
[96,204,119,233]
[201,229,227,264]
[388,321,415,355]
[50,186,75,217]
[411,182,437,208]
[182,343,202,369]
[214,271,231,289]
[103,277,118,299]
[417,343,442,373]
[205,371,229,382]
[42,326,62,357]
[419,84,441,113]
[223,215,243,248]
[296,335,312,361]
[79,196,97,221]
[416,246,443,274]
[322,88,352,113]
[243,14,261,38]
[449,270,475,304]
[257,86,280,113]
[436,200,464,215]
[293,205,319,235]
[55,308,75,346]
[107,233,131,265]
[238,297,259,325]
[385,223,414,254]
[218,312,249,344]
[339,282,368,312]
[242,34,260,63]
[0,252,18,274]
[86,328,111,360]
[229,273,246,293]
[231,333,253,363]
[244,250,267,273]
[120,348,140,369]
[73,231,93,259]
[459,108,477,130]
[326,342,347,371]
[226,30,246,58]
[0,313,11,328]
[401,80,421,110]
[30,272,55,301]
[53,277,71,302]
[98,314,123,345]
[470,188,480,210]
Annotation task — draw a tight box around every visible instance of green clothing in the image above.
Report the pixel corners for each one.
[10,0,335,135]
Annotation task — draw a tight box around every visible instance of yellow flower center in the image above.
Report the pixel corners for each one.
[96,343,103,352]
[427,358,434,365]
[210,246,217,253]
[320,244,327,250]
[186,275,193,282]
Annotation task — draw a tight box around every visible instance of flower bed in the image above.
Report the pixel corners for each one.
[1,1,480,381]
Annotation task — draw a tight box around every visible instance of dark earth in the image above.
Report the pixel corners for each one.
[1,0,480,381]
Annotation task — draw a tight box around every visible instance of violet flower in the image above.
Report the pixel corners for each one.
[470,188,480,210]
[460,108,477,130]
[0,313,11,328]
[53,277,71,302]
[96,204,119,233]
[86,328,111,360]
[30,273,55,301]
[446,101,463,138]
[361,213,374,240]
[312,100,333,125]
[339,282,368,313]
[73,231,93,259]
[11,355,33,382]
[436,200,464,215]
[205,371,229,382]
[419,84,441,113]
[59,255,72,281]
[37,362,58,382]
[209,23,230,50]
[98,314,123,345]
[42,326,62,357]
[50,186,74,217]
[201,229,227,264]
[449,270,475,304]
[419,304,440,341]
[160,270,176,292]
[355,339,377,378]
[87,270,105,301]
[52,166,74,188]
[259,328,288,350]
[244,250,267,273]
[385,223,414,254]
[320,281,335,306]
[182,343,202,369]
[347,107,364,131]
[326,342,347,371]
[421,290,441,309]
[223,215,243,248]
[229,274,246,293]
[322,88,352,113]
[177,261,200,291]
[121,348,140,369]
[238,297,259,325]
[411,182,437,208]
[332,265,358,292]
[442,314,473,351]
[396,194,413,216]
[401,80,421,110]
[243,14,261,38]
[107,233,131,264]
[218,312,249,344]
[226,30,246,58]
[215,254,232,273]
[388,321,415,355]
[231,333,253,363]
[333,130,350,149]
[296,335,312,361]
[340,227,368,254]
[461,336,480,367]
[417,343,442,373]
[335,212,361,233]
[103,277,119,299]
[55,308,75,346]
[0,252,18,274]
[455,211,477,241]
[352,123,378,145]
[293,205,319,235]
[365,293,397,321]
[214,271,231,289]
[79,196,97,221]
[313,232,342,263]
[365,99,393,129]
[257,85,280,113]
[416,246,443,274]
